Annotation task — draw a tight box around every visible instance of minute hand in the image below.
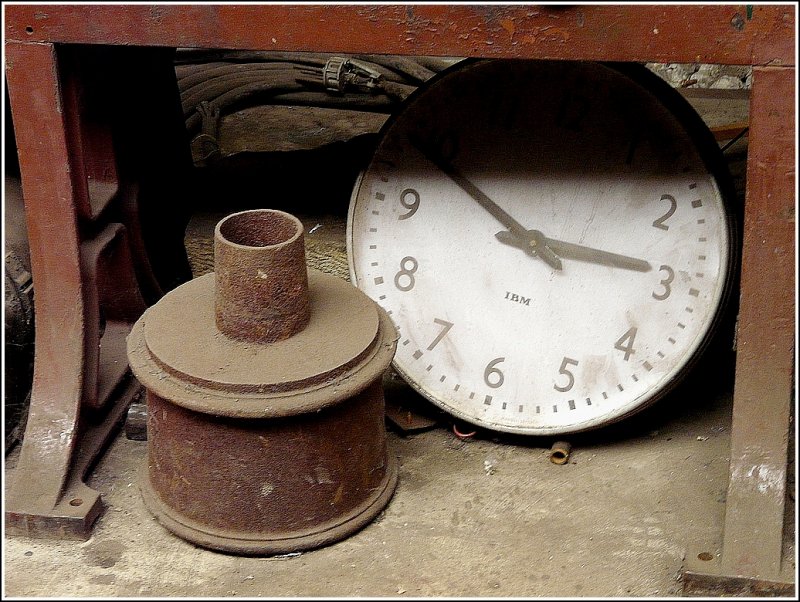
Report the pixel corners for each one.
[434,159,529,237]
[413,139,562,270]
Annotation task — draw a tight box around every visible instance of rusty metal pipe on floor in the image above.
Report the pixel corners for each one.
[549,441,572,465]
[128,209,398,555]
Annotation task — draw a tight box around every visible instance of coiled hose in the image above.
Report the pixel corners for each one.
[175,49,461,163]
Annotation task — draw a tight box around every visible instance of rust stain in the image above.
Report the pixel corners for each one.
[547,27,571,42]
[499,18,516,38]
[519,25,571,45]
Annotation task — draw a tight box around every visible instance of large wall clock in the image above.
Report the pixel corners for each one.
[347,59,737,435]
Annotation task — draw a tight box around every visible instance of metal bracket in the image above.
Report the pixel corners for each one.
[322,56,382,93]
[5,223,147,539]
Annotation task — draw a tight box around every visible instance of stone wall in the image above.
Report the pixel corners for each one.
[646,63,752,89]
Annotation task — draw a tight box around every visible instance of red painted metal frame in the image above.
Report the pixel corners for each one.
[4,35,192,539]
[683,62,796,596]
[2,2,796,588]
[723,64,795,579]
[4,4,794,65]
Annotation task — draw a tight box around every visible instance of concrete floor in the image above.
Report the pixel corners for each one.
[7,363,792,597]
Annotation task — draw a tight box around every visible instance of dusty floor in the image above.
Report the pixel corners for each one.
[3,376,763,598]
[3,77,795,598]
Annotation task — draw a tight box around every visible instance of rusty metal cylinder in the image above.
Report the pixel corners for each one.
[214,209,310,343]
[128,209,398,555]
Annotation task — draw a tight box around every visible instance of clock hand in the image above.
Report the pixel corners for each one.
[411,136,562,270]
[495,230,653,272]
[414,136,645,273]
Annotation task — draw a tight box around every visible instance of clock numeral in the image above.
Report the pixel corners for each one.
[393,256,418,292]
[398,188,420,220]
[432,129,459,163]
[486,82,521,129]
[625,130,640,166]
[652,194,677,230]
[427,318,454,351]
[553,357,579,393]
[614,327,638,361]
[556,89,590,131]
[484,357,505,389]
[652,265,675,301]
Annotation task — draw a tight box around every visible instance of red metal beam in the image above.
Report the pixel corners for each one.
[4,41,87,515]
[4,4,795,66]
[723,64,796,579]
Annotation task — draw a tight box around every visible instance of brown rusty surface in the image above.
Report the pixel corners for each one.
[129,270,390,417]
[133,309,398,554]
[141,460,398,556]
[383,399,438,434]
[214,210,310,343]
[549,441,573,465]
[4,5,794,66]
[143,381,394,550]
[129,209,398,553]
[720,65,796,580]
[80,223,148,410]
[57,46,120,221]
[683,571,795,597]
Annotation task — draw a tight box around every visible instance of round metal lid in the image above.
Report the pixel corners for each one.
[128,269,396,418]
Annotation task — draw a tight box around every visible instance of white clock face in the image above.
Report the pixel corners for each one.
[347,60,734,435]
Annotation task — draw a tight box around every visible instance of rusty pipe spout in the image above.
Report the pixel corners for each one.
[214,209,310,343]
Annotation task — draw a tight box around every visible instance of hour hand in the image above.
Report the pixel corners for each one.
[496,230,652,272]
